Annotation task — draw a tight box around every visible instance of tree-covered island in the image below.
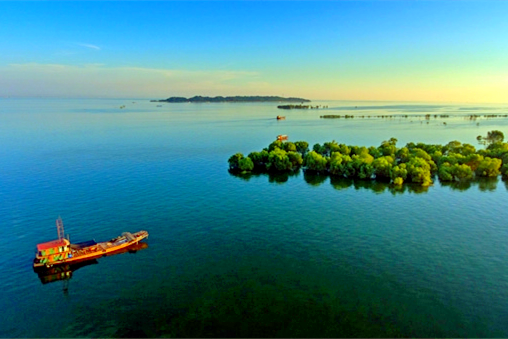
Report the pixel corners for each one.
[228,130,508,187]
[152,96,310,103]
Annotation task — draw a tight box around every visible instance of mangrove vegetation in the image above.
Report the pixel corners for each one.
[278,104,327,109]
[228,130,508,187]
[321,113,508,120]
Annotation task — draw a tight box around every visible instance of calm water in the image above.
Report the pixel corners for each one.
[2,98,508,337]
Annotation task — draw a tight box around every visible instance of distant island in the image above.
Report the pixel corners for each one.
[151,96,311,103]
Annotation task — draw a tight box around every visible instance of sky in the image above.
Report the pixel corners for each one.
[1,1,507,103]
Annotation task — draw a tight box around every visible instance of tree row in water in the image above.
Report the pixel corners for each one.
[228,130,508,187]
[321,114,508,119]
[278,105,327,109]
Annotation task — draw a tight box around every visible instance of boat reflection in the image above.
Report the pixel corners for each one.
[34,241,149,285]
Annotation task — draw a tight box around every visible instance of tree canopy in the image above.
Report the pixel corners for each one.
[477,130,504,146]
[228,130,508,186]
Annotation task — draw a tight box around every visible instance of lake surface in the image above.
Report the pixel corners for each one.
[2,98,508,337]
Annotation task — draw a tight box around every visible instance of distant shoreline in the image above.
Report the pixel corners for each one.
[151,96,311,103]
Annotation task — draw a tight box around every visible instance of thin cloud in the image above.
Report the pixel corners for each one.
[76,43,101,50]
[0,63,266,98]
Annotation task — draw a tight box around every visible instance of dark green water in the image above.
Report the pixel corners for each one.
[2,98,508,337]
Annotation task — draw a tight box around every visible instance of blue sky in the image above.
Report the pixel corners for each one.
[1,1,507,102]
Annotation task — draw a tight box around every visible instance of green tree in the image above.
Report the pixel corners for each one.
[417,143,443,156]
[463,153,484,171]
[461,143,476,156]
[438,162,454,181]
[391,163,408,181]
[268,140,283,151]
[238,157,254,172]
[378,138,397,156]
[329,152,344,176]
[477,130,505,146]
[431,150,443,164]
[338,144,351,155]
[248,150,269,170]
[350,152,374,179]
[329,153,353,177]
[283,142,297,152]
[312,143,323,154]
[476,157,502,177]
[303,151,328,173]
[228,153,245,171]
[287,151,303,170]
[368,146,382,159]
[485,142,508,158]
[350,146,370,156]
[294,141,309,156]
[411,148,432,162]
[396,147,410,163]
[501,163,508,177]
[393,177,404,185]
[438,163,473,181]
[372,156,394,181]
[406,157,432,186]
[322,140,342,156]
[410,148,437,174]
[267,148,292,172]
[452,163,473,180]
[487,130,505,144]
[443,140,462,154]
[438,152,465,166]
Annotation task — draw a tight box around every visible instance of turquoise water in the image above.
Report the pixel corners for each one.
[2,98,508,337]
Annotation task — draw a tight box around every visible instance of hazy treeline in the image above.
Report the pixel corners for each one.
[278,105,326,109]
[228,131,508,187]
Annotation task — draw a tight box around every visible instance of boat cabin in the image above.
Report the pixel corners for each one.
[35,238,71,266]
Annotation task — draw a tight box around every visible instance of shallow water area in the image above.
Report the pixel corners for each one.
[1,98,508,337]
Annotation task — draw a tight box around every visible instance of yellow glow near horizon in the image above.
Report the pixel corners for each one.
[1,63,506,104]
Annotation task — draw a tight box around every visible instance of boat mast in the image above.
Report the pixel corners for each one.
[56,216,65,240]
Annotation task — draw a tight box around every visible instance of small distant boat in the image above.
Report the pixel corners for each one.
[156,105,162,107]
[277,134,288,141]
[276,116,286,120]
[33,217,149,269]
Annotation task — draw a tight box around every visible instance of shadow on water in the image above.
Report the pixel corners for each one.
[107,277,407,338]
[102,269,498,338]
[303,171,328,186]
[158,280,404,338]
[439,176,499,192]
[35,259,99,285]
[230,170,508,194]
[228,169,300,184]
[230,170,431,194]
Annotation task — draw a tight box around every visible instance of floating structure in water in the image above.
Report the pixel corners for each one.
[33,217,149,269]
